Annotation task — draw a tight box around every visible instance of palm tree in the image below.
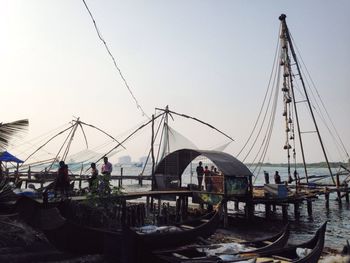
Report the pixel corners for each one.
[0,119,29,150]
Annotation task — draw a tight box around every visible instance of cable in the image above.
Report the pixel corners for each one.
[81,0,149,118]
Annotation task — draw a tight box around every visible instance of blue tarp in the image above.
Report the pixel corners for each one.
[0,151,24,163]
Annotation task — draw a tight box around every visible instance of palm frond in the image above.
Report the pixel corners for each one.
[0,119,29,150]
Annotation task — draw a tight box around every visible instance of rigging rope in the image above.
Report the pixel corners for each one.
[81,0,149,118]
[290,33,349,159]
[237,26,281,159]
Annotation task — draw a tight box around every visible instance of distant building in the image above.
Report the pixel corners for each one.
[118,155,131,164]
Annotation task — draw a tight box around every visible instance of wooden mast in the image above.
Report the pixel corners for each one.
[279,14,336,185]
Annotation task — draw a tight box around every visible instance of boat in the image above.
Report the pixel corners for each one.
[125,201,223,262]
[246,221,327,263]
[237,223,290,254]
[152,222,326,263]
[39,207,123,255]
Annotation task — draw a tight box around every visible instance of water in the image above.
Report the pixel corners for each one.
[31,163,350,251]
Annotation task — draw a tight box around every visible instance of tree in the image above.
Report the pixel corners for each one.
[0,119,29,150]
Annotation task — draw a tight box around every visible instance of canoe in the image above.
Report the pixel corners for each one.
[125,201,223,263]
[152,222,326,263]
[238,223,289,254]
[248,221,327,263]
[40,207,123,255]
[153,223,290,258]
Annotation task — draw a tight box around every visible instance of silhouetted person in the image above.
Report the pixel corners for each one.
[196,161,204,190]
[274,171,281,184]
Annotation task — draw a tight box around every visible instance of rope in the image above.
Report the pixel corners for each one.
[291,33,349,160]
[237,25,281,159]
[81,0,149,118]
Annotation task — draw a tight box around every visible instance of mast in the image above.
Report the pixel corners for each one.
[279,14,336,185]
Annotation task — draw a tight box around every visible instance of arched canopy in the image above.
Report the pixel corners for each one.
[154,148,252,178]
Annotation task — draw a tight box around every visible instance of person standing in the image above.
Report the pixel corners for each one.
[88,162,98,190]
[100,157,112,193]
[54,160,69,197]
[204,166,212,192]
[274,171,281,184]
[264,171,270,184]
[196,161,204,190]
[101,157,113,176]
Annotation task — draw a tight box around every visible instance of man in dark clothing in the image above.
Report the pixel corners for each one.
[196,161,204,190]
[54,160,69,197]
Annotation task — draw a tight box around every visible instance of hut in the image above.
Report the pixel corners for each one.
[153,149,253,203]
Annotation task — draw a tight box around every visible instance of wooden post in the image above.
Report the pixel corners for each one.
[151,114,155,191]
[325,190,330,209]
[146,196,150,217]
[307,198,313,217]
[78,178,82,189]
[265,203,271,219]
[234,200,239,211]
[336,173,342,204]
[294,202,300,220]
[119,167,123,187]
[282,204,288,220]
[272,204,277,212]
[345,183,349,203]
[223,201,228,228]
[28,166,31,180]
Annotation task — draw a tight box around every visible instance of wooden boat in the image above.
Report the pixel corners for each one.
[152,222,326,263]
[247,221,327,263]
[125,201,223,263]
[237,223,289,254]
[40,207,123,255]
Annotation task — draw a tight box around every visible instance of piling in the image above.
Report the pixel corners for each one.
[265,203,271,219]
[119,167,123,187]
[325,187,330,208]
[307,198,313,217]
[294,202,300,219]
[234,200,239,211]
[282,204,288,220]
[345,183,349,203]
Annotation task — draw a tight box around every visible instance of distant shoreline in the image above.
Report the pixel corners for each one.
[245,162,349,168]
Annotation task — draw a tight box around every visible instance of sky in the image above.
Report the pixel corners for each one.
[1,0,349,164]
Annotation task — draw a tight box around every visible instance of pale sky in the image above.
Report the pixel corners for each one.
[1,0,349,164]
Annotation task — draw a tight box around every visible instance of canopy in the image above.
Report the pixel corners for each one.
[154,148,252,178]
[0,151,24,163]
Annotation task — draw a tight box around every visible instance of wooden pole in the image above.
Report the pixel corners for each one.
[282,204,288,220]
[151,114,155,191]
[336,173,342,204]
[325,188,330,209]
[294,202,300,220]
[265,203,271,219]
[307,198,313,217]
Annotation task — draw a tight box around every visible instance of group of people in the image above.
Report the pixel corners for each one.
[54,156,113,197]
[263,170,300,185]
[196,161,221,191]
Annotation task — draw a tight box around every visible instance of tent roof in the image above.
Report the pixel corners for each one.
[0,151,24,163]
[154,149,252,177]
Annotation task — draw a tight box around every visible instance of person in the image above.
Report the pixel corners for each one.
[274,171,281,184]
[54,160,69,197]
[204,165,212,192]
[288,173,293,184]
[264,171,270,184]
[196,161,204,190]
[100,157,112,193]
[88,162,98,190]
[101,156,113,176]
